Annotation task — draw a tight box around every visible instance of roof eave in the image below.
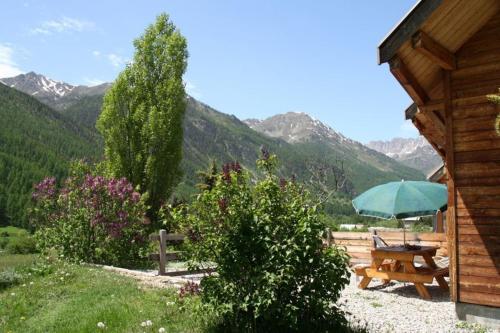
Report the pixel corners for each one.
[377,0,444,65]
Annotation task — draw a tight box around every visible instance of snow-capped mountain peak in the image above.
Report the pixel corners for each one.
[1,71,75,100]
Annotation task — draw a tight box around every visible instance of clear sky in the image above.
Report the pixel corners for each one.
[0,0,420,143]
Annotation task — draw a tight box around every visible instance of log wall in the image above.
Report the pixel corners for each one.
[451,11,500,308]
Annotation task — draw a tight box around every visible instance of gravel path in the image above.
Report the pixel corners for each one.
[341,274,494,333]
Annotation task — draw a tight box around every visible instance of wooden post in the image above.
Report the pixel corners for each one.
[436,210,444,233]
[371,229,377,248]
[159,229,167,275]
[325,228,331,247]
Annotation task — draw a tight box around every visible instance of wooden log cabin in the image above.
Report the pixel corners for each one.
[378,0,500,326]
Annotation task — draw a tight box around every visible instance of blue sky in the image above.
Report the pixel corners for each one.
[0,0,419,143]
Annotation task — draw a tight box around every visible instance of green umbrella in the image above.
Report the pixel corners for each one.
[352,180,447,243]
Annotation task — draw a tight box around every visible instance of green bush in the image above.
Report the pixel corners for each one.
[170,151,351,332]
[5,235,37,254]
[30,162,150,267]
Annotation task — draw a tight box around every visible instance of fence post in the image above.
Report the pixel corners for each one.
[159,229,167,275]
[371,229,377,248]
[326,227,331,247]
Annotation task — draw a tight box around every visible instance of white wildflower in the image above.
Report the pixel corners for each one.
[29,281,34,285]
[146,320,153,327]
[141,322,147,327]
[22,284,27,287]
[97,321,106,329]
[10,293,15,296]
[165,301,175,306]
[159,328,166,333]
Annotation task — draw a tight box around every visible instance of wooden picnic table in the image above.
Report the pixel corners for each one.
[355,245,449,299]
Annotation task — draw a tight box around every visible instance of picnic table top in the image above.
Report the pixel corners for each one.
[372,245,438,255]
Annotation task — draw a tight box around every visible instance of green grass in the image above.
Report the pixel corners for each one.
[0,254,37,271]
[0,255,211,333]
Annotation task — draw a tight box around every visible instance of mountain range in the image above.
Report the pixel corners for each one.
[366,137,442,176]
[0,72,425,227]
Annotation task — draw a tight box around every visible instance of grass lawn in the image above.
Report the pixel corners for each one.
[0,254,210,333]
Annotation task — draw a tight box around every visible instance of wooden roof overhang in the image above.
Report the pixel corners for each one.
[378,0,500,158]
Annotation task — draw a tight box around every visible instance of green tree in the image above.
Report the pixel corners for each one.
[97,13,188,223]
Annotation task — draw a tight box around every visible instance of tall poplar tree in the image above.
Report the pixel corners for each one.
[97,13,188,223]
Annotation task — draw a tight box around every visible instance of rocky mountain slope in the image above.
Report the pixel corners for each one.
[0,72,110,112]
[366,137,442,176]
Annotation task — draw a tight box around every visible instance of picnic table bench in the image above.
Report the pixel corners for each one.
[354,245,449,299]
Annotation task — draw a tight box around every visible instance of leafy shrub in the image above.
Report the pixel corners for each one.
[5,235,37,254]
[30,163,150,267]
[0,231,9,237]
[170,151,351,332]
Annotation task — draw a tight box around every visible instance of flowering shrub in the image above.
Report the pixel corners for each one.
[30,163,149,267]
[171,150,351,332]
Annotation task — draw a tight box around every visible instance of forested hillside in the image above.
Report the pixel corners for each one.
[0,83,101,226]
[0,73,425,227]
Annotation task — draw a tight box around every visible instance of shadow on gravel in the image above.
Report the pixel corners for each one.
[366,281,451,303]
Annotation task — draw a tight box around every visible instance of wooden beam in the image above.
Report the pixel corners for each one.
[378,0,444,64]
[419,99,444,113]
[443,69,458,302]
[412,31,456,70]
[424,110,446,134]
[390,57,429,105]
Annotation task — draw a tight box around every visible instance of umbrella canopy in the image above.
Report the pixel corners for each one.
[352,180,447,220]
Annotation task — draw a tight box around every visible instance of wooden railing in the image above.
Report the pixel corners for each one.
[149,229,213,276]
[325,229,448,265]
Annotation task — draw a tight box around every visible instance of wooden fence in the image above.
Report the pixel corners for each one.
[326,230,448,265]
[149,229,213,276]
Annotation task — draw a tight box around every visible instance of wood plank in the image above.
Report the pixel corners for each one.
[364,268,434,284]
[444,69,457,302]
[455,149,500,163]
[377,231,446,242]
[457,208,500,218]
[453,116,496,133]
[390,56,429,105]
[165,233,185,242]
[455,161,500,178]
[455,139,500,152]
[454,129,499,143]
[460,265,500,278]
[458,243,500,256]
[459,225,500,235]
[456,216,499,225]
[459,234,500,244]
[452,103,498,120]
[331,232,371,240]
[455,177,500,187]
[460,291,500,307]
[457,186,500,196]
[460,275,500,293]
[412,30,456,70]
[459,255,500,267]
[333,239,372,246]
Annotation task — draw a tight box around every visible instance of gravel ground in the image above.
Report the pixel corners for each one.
[103,265,495,333]
[341,274,494,333]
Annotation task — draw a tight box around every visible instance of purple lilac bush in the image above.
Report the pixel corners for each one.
[30,172,149,267]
